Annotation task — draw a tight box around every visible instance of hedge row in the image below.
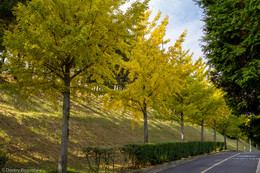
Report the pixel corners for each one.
[83,141,224,171]
[121,141,224,167]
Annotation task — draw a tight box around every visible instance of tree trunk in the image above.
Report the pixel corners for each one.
[58,69,71,173]
[236,138,239,151]
[224,130,227,150]
[143,103,148,143]
[214,120,216,142]
[201,119,204,141]
[181,112,185,141]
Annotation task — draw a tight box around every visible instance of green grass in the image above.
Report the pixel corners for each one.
[0,92,255,171]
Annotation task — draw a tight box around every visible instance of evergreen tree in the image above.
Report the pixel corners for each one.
[194,0,260,115]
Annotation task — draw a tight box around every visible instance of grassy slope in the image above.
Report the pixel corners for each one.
[0,92,254,171]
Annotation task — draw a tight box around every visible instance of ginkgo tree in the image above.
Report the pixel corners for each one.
[215,103,246,150]
[185,54,224,143]
[186,76,217,141]
[226,114,246,151]
[104,10,174,143]
[158,31,205,141]
[168,53,216,142]
[205,90,227,142]
[3,0,149,172]
[216,112,244,150]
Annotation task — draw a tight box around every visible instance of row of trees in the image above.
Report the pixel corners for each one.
[103,11,247,147]
[0,0,255,172]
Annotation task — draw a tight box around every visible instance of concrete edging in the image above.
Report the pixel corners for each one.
[256,157,260,173]
[131,151,229,173]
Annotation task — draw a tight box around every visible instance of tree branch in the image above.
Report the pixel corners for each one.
[43,62,64,80]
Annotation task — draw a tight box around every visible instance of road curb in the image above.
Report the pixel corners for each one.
[256,157,260,173]
[131,151,229,173]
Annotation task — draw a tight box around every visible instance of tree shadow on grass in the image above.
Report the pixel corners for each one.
[0,93,60,114]
[0,113,88,171]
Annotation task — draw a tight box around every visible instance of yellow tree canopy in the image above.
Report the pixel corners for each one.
[3,0,149,98]
[104,10,175,129]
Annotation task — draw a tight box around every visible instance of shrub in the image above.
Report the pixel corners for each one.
[83,147,125,173]
[121,141,224,167]
[83,142,224,171]
[0,153,8,168]
[0,141,8,168]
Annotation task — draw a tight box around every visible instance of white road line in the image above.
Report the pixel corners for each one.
[256,156,260,173]
[201,153,240,173]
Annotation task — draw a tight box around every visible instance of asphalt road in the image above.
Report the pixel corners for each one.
[158,151,260,173]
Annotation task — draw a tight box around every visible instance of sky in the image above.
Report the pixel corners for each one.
[121,0,205,61]
[148,0,205,61]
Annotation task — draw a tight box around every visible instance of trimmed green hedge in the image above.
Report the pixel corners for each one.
[121,141,224,167]
[83,142,224,170]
